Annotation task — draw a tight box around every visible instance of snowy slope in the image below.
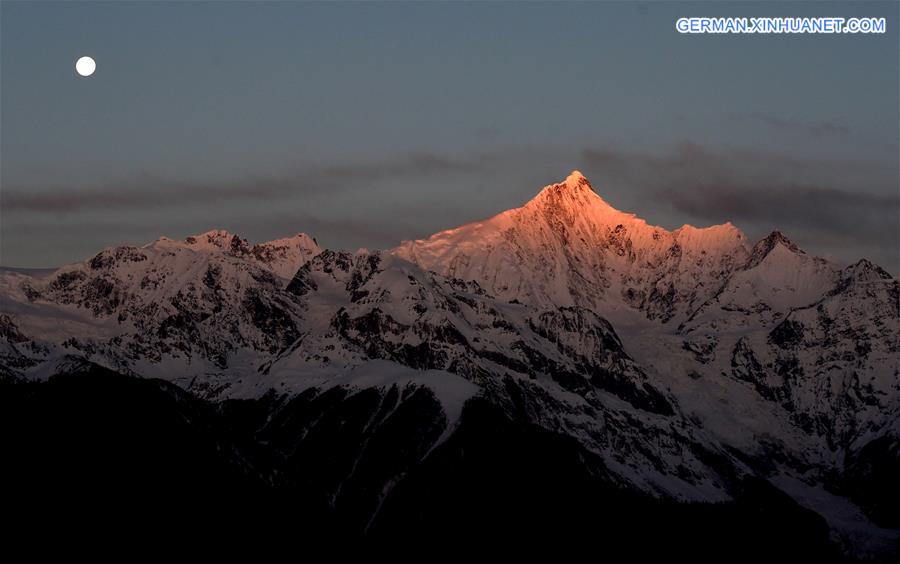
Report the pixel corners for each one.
[1,172,897,556]
[0,243,739,501]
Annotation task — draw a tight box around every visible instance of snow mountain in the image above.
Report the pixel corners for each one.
[1,173,897,557]
[394,170,753,323]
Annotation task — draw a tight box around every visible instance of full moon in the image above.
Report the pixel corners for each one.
[75,56,96,77]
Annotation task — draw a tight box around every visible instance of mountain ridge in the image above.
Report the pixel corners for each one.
[1,171,897,557]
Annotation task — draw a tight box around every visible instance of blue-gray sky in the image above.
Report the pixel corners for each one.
[2,1,898,271]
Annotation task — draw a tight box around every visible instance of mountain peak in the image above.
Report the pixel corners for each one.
[761,230,802,253]
[536,170,595,194]
[746,230,805,268]
[526,171,622,218]
[258,232,320,249]
[557,170,597,196]
[842,259,892,282]
[565,170,589,188]
[185,229,242,248]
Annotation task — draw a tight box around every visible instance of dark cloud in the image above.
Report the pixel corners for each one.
[736,112,850,138]
[1,153,496,214]
[582,144,898,271]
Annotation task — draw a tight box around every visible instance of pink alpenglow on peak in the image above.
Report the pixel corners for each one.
[392,171,764,322]
[528,170,616,214]
[564,170,589,189]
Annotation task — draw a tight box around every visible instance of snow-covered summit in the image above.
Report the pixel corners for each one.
[248,233,322,279]
[185,229,242,251]
[149,229,321,279]
[523,169,629,223]
[567,169,588,185]
[394,171,751,321]
[746,230,806,268]
[531,169,599,200]
[840,258,894,284]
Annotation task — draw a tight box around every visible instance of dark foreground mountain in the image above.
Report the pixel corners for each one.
[1,173,897,558]
[2,363,848,560]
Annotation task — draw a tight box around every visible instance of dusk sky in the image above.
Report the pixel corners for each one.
[2,1,897,271]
